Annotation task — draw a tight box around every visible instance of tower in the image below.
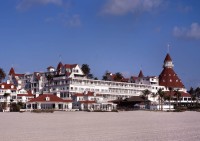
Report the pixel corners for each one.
[159,53,185,90]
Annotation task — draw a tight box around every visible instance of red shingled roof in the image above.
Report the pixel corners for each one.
[164,53,172,62]
[165,91,191,97]
[0,82,17,90]
[57,62,63,71]
[9,67,24,77]
[74,93,84,97]
[159,53,185,88]
[159,68,184,88]
[29,94,72,103]
[9,67,15,75]
[64,64,77,69]
[138,70,144,78]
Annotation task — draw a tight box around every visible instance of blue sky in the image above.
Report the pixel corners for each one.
[0,0,200,89]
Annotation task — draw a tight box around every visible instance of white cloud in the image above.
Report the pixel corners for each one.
[101,0,164,15]
[16,0,63,10]
[173,23,200,40]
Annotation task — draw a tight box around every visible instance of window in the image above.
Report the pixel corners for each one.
[184,98,187,101]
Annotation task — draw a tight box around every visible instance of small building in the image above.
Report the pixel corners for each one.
[26,94,73,110]
[112,96,149,110]
[73,91,117,111]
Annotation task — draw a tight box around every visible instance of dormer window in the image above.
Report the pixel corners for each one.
[11,85,14,89]
[170,79,172,82]
[1,85,4,88]
[45,97,50,101]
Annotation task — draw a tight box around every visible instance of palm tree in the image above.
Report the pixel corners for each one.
[188,87,195,106]
[168,87,173,111]
[3,93,10,111]
[88,73,94,79]
[157,89,165,111]
[0,68,6,83]
[191,94,196,106]
[174,90,181,107]
[141,89,151,109]
[164,95,172,110]
[151,92,157,102]
[195,87,200,107]
[102,71,110,80]
[10,99,14,112]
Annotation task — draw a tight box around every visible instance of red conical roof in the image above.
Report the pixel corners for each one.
[9,67,15,75]
[138,70,144,78]
[164,53,172,62]
[159,68,184,88]
[159,53,184,88]
[57,62,63,71]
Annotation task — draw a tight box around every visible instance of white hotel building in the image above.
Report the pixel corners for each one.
[8,63,158,101]
[6,53,191,110]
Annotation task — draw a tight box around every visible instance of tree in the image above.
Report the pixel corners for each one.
[195,87,200,107]
[157,89,165,111]
[114,72,123,81]
[141,89,151,109]
[88,73,94,79]
[3,93,10,111]
[151,92,157,102]
[0,68,6,83]
[10,99,14,112]
[191,94,196,106]
[168,87,173,111]
[188,87,195,96]
[81,64,90,76]
[102,71,110,81]
[174,90,181,107]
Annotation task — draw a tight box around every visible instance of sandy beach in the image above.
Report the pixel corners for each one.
[0,111,200,141]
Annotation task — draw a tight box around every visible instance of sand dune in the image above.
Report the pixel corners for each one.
[0,111,200,141]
